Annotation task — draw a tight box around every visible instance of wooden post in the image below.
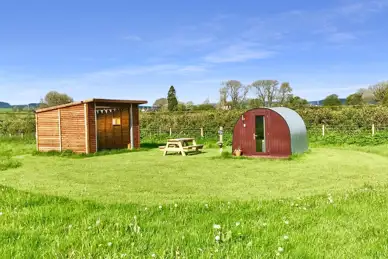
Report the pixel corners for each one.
[84,104,89,154]
[130,104,134,150]
[322,124,325,136]
[58,109,62,151]
[94,102,98,152]
[169,128,172,136]
[200,128,204,137]
[219,126,223,153]
[372,123,375,136]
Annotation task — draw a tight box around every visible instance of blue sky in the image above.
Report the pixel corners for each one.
[1,0,388,105]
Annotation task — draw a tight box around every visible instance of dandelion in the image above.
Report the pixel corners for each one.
[108,242,112,247]
[174,203,178,208]
[96,219,101,225]
[283,235,289,240]
[151,253,156,258]
[215,235,220,242]
[159,205,162,210]
[235,222,241,227]
[0,212,3,216]
[278,247,284,253]
[284,220,289,225]
[213,224,221,229]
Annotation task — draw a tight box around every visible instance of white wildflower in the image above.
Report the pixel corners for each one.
[276,252,281,256]
[283,235,289,240]
[0,212,3,216]
[96,219,101,225]
[303,207,307,210]
[174,203,178,208]
[120,254,127,258]
[215,235,220,241]
[159,205,162,209]
[68,224,72,229]
[133,215,137,220]
[144,207,148,211]
[235,222,241,227]
[213,224,221,229]
[205,203,209,208]
[107,242,112,247]
[151,253,156,258]
[262,223,267,227]
[278,247,284,253]
[284,220,289,225]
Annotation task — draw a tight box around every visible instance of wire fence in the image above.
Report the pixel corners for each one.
[2,124,388,140]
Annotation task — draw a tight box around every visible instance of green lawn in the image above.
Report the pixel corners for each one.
[3,142,388,257]
[2,147,388,205]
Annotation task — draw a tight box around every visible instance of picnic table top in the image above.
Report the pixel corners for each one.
[167,138,195,142]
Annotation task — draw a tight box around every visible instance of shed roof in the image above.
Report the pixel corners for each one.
[35,98,148,113]
[269,107,308,154]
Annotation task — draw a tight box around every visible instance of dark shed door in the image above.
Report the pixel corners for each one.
[245,109,270,156]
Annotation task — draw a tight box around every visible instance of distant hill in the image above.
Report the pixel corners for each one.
[0,102,11,108]
[12,103,40,110]
[309,98,346,106]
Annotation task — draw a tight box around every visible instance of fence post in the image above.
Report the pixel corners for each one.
[372,124,375,136]
[169,128,172,136]
[200,128,204,137]
[322,124,325,136]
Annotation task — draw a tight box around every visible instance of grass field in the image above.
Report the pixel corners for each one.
[2,138,388,257]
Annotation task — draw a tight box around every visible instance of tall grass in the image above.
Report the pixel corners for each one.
[1,184,388,257]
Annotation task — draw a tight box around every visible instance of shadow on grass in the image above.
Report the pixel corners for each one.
[210,150,312,161]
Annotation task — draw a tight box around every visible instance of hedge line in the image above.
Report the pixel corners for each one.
[140,106,388,130]
[2,106,388,136]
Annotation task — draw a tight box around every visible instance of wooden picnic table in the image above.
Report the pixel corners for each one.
[161,138,204,156]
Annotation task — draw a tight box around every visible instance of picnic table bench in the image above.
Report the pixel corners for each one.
[160,138,203,156]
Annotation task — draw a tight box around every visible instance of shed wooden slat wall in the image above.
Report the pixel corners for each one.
[60,104,86,153]
[37,110,60,151]
[133,105,140,148]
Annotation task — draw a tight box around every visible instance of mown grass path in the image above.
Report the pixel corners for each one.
[2,148,388,205]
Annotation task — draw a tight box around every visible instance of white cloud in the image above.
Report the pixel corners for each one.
[204,43,275,63]
[123,35,142,41]
[327,32,356,43]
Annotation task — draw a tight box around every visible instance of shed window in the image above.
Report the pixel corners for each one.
[112,117,121,126]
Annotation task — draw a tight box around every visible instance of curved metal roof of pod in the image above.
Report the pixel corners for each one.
[269,107,308,154]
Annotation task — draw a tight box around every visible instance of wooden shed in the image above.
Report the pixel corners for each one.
[35,98,148,153]
[232,107,308,158]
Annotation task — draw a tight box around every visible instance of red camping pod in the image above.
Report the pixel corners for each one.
[232,107,308,158]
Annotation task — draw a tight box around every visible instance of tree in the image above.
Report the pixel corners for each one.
[278,82,293,105]
[167,85,178,112]
[221,80,248,109]
[368,81,388,103]
[39,91,73,108]
[185,101,194,111]
[153,98,168,108]
[219,87,228,108]
[286,95,309,109]
[177,102,187,111]
[249,80,280,107]
[322,94,341,106]
[345,93,364,106]
[245,98,263,109]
